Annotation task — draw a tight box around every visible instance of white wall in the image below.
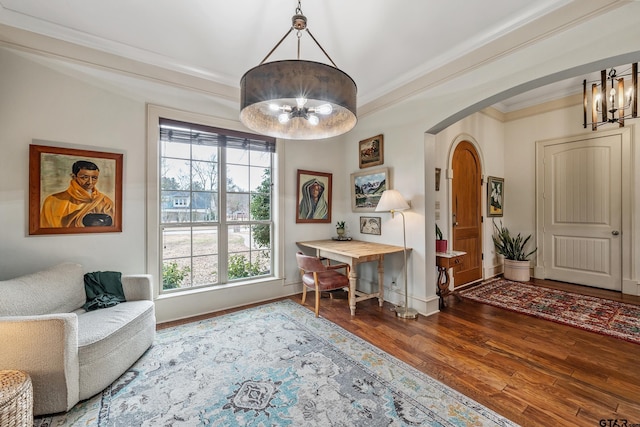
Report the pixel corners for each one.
[0,48,147,277]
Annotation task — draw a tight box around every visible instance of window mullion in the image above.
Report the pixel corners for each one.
[218,145,228,283]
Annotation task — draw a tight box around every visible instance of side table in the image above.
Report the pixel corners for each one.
[436,250,466,309]
[0,370,33,427]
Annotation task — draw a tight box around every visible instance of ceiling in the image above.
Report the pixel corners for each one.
[0,0,636,118]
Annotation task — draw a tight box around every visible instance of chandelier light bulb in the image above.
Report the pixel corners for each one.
[296,97,307,108]
[308,114,319,126]
[314,104,333,115]
[278,113,290,124]
[269,103,281,111]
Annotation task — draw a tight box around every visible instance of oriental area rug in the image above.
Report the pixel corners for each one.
[35,300,517,427]
[459,279,640,345]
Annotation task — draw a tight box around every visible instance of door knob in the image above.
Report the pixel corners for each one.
[612,230,620,236]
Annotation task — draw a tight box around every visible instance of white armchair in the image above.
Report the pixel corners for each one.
[0,263,156,416]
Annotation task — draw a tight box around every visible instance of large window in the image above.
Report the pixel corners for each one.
[159,118,275,292]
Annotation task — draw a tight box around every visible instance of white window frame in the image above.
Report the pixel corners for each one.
[146,105,284,301]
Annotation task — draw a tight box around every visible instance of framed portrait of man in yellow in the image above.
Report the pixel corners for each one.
[29,143,123,235]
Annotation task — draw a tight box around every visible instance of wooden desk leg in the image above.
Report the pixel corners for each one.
[349,266,357,316]
[377,257,384,307]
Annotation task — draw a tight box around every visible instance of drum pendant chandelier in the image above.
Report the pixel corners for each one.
[240,1,357,140]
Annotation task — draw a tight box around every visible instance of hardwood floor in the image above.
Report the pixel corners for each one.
[158,279,640,427]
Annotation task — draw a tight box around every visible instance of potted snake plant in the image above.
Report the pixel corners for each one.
[492,220,537,281]
[435,224,448,253]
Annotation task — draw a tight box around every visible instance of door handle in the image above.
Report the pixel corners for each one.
[612,230,620,236]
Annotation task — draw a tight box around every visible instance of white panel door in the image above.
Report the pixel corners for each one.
[542,135,622,290]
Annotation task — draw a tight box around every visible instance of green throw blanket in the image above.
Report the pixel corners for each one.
[83,271,126,311]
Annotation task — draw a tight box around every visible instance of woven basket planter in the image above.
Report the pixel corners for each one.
[0,370,33,427]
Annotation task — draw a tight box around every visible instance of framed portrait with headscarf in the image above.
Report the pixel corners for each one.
[296,169,332,223]
[29,143,123,235]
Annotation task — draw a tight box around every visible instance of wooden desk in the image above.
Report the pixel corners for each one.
[297,239,407,315]
[436,251,466,309]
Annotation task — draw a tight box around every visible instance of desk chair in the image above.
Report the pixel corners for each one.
[296,251,350,317]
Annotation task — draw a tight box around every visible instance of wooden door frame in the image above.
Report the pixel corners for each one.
[535,127,636,295]
[447,134,486,285]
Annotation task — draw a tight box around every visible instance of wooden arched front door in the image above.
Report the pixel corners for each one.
[451,141,483,286]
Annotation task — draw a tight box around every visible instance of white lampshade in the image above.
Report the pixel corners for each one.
[375,189,409,212]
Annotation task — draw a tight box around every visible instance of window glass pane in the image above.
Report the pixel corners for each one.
[192,144,217,162]
[228,224,251,253]
[227,164,249,192]
[252,250,271,275]
[192,226,218,256]
[192,160,218,191]
[162,258,192,290]
[250,150,271,167]
[249,194,270,221]
[162,158,191,190]
[250,224,271,249]
[191,192,218,222]
[161,191,191,223]
[227,193,250,221]
[192,255,218,286]
[250,166,269,193]
[250,171,271,221]
[162,139,190,159]
[227,147,249,165]
[163,226,191,258]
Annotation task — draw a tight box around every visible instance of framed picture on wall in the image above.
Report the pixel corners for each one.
[29,143,123,235]
[296,169,332,223]
[360,216,382,235]
[350,167,389,212]
[358,134,384,168]
[487,176,504,217]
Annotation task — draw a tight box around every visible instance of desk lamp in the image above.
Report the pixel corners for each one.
[376,189,418,319]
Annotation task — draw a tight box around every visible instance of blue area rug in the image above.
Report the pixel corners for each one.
[35,300,518,426]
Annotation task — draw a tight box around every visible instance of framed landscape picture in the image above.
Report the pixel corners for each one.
[296,169,332,223]
[350,167,389,212]
[487,176,504,217]
[29,144,123,235]
[358,134,384,168]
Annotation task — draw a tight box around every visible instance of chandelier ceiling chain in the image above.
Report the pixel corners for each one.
[240,0,357,140]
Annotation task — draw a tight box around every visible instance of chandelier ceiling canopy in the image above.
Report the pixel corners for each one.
[239,1,357,140]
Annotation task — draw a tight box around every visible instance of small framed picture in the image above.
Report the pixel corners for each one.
[487,176,504,217]
[358,134,384,168]
[29,144,123,235]
[360,216,381,235]
[350,167,389,212]
[296,169,332,223]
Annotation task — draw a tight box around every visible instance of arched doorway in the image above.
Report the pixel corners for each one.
[451,140,483,287]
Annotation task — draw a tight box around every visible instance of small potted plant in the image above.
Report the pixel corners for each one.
[336,221,346,237]
[435,224,448,253]
[492,220,537,282]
